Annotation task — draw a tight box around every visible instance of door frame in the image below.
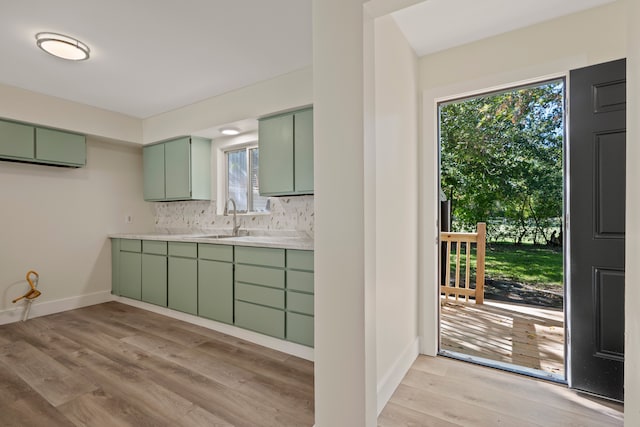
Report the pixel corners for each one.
[419,72,571,382]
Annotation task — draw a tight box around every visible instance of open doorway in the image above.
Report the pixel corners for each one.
[437,79,566,381]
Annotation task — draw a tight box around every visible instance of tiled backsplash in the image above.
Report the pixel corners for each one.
[153,195,314,237]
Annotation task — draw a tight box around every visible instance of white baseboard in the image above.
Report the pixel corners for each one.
[0,290,112,325]
[377,337,420,415]
[111,295,315,361]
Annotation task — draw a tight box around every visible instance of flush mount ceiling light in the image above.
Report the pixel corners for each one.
[35,32,90,61]
[220,127,240,136]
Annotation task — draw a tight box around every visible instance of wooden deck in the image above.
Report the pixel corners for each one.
[440,298,564,376]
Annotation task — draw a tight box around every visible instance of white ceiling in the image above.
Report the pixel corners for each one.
[392,0,617,57]
[0,0,312,119]
[0,0,617,123]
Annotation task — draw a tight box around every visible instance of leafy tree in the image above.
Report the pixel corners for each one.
[440,81,563,244]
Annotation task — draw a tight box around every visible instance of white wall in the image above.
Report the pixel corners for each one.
[313,0,377,425]
[373,15,419,411]
[0,138,154,321]
[0,83,141,144]
[142,68,313,144]
[625,0,639,423]
[417,1,628,356]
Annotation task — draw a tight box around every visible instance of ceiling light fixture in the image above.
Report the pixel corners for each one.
[220,127,240,136]
[35,32,90,61]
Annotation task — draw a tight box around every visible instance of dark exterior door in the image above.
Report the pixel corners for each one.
[569,58,626,401]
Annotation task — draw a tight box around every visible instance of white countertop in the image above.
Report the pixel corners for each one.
[109,231,314,251]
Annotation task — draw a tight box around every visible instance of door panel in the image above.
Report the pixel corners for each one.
[569,58,625,401]
[143,143,165,201]
[165,137,191,200]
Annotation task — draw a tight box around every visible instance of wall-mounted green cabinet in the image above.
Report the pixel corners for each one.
[0,118,86,167]
[258,107,313,196]
[143,136,211,201]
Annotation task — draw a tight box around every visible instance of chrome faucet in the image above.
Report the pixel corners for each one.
[223,198,241,236]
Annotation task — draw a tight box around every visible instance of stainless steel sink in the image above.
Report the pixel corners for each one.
[197,230,250,239]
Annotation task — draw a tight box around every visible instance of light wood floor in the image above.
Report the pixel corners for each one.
[379,355,624,426]
[1,302,623,427]
[440,299,565,376]
[0,302,314,426]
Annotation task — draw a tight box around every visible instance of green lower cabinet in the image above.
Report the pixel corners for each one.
[141,254,167,306]
[198,259,233,323]
[168,256,198,315]
[286,312,314,347]
[111,240,315,348]
[235,300,285,339]
[119,251,141,300]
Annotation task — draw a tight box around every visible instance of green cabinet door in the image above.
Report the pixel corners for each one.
[198,259,233,323]
[294,108,313,193]
[165,137,191,200]
[35,128,86,166]
[259,114,294,195]
[168,256,198,315]
[119,251,142,300]
[0,120,34,160]
[287,312,314,347]
[143,143,166,201]
[111,239,121,295]
[142,254,167,306]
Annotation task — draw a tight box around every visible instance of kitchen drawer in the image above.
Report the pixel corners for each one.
[287,312,314,347]
[287,270,313,293]
[236,282,284,309]
[235,301,285,339]
[287,291,313,315]
[198,243,233,262]
[143,240,167,255]
[235,265,284,289]
[168,241,197,258]
[120,239,142,253]
[287,250,313,271]
[235,246,284,267]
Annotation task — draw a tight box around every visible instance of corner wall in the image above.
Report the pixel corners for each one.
[625,0,640,423]
[0,138,154,322]
[417,1,627,356]
[0,83,141,143]
[374,14,419,411]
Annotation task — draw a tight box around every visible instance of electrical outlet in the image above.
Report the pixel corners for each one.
[125,215,133,224]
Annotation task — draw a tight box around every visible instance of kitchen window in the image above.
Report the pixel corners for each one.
[225,145,269,213]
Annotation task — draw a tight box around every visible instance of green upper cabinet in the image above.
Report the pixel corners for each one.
[293,108,314,193]
[258,107,313,196]
[143,136,211,201]
[0,118,85,167]
[143,143,165,201]
[35,128,86,167]
[0,120,34,160]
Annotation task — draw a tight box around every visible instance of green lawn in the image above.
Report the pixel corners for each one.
[448,242,563,289]
[485,242,563,288]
